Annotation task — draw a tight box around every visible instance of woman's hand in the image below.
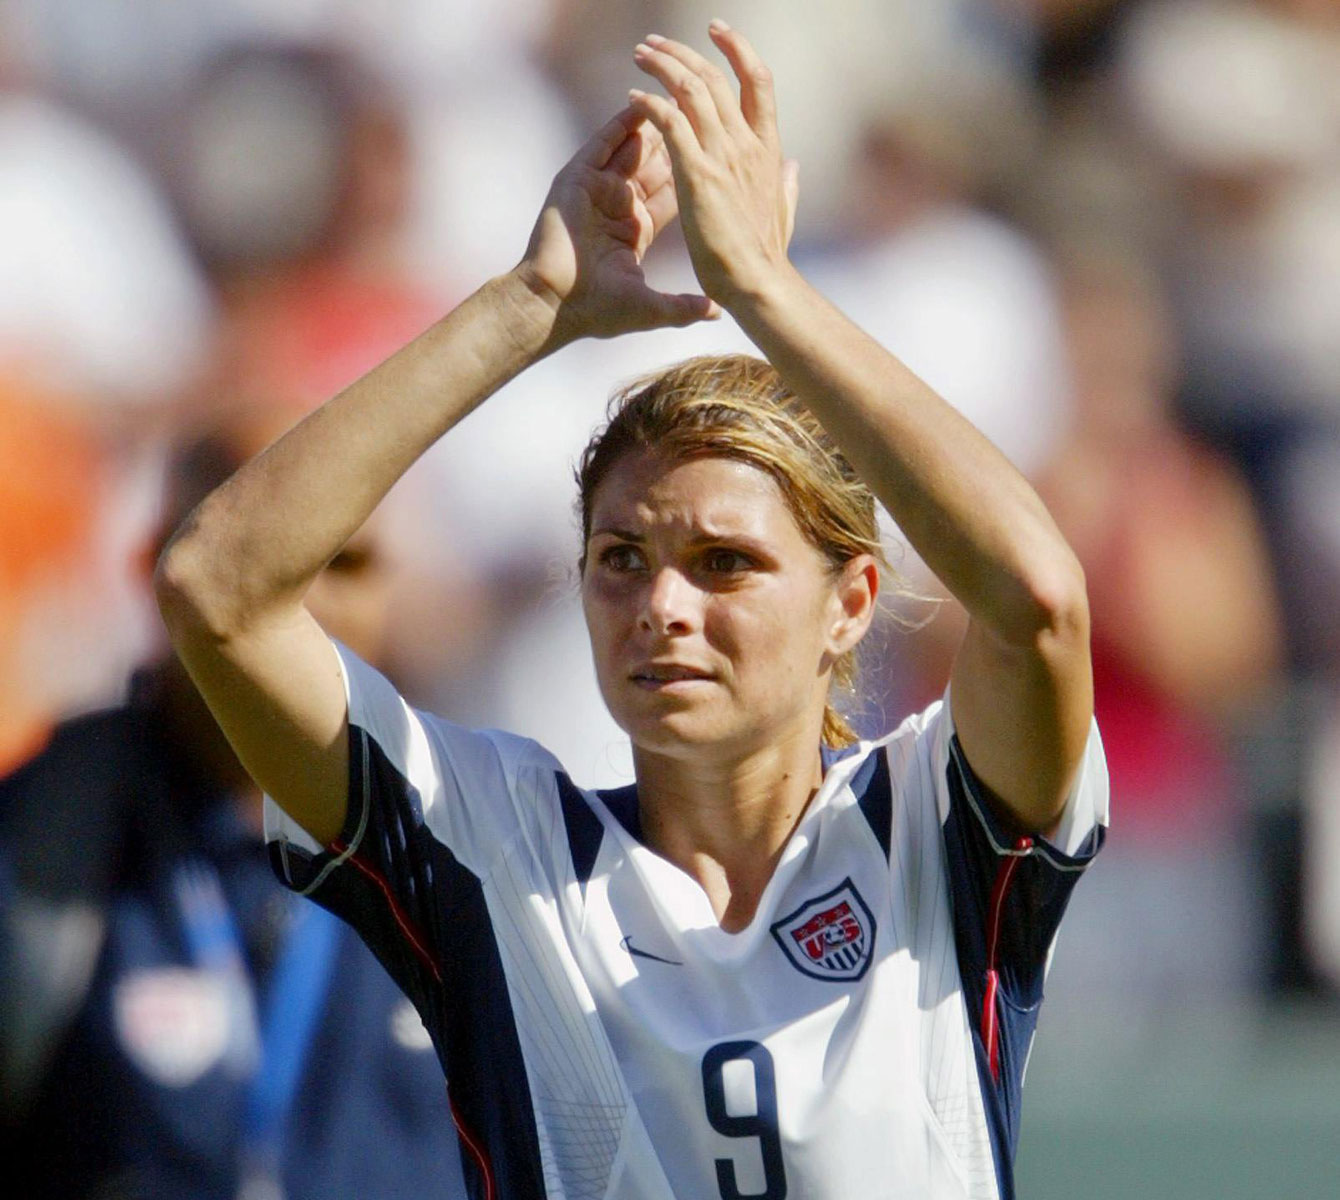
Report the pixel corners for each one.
[516,106,720,345]
[628,22,799,309]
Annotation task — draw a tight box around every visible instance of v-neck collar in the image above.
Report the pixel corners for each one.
[589,743,876,943]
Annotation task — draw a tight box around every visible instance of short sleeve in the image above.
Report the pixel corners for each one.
[921,696,1107,1172]
[266,639,560,860]
[263,639,565,1014]
[930,698,1108,1010]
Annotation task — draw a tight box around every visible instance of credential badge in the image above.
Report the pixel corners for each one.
[771,878,876,982]
[113,967,232,1087]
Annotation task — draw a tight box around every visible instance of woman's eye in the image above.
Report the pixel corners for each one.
[703,548,752,574]
[600,544,645,572]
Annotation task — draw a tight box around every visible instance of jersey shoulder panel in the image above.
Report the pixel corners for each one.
[863,695,953,866]
[873,690,1110,859]
[265,638,569,876]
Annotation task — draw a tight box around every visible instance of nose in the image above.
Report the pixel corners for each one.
[639,566,700,636]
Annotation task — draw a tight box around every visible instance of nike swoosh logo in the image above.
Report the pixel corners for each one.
[619,935,683,966]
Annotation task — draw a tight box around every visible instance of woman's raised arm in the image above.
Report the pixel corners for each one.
[630,24,1092,833]
[156,108,715,844]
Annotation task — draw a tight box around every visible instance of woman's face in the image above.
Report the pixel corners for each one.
[581,450,872,765]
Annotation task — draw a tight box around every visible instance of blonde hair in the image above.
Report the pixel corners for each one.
[577,354,889,748]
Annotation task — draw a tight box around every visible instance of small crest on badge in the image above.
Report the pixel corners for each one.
[771,878,876,982]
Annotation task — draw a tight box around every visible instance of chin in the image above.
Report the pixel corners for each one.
[627,711,795,770]
[610,703,736,758]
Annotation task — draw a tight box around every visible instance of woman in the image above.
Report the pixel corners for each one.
[158,23,1106,1200]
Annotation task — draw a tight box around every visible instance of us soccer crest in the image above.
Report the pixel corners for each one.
[771,878,876,982]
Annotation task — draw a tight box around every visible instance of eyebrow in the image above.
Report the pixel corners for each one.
[588,526,645,543]
[587,526,773,555]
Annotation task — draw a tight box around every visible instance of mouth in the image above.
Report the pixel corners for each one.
[629,663,716,689]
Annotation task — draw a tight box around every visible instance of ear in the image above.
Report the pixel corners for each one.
[826,554,879,656]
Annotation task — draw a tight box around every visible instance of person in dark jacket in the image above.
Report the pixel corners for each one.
[0,412,466,1200]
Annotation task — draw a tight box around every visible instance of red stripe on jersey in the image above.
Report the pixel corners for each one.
[333,840,443,986]
[450,1093,497,1200]
[980,969,1001,1081]
[332,842,498,1196]
[981,836,1032,1082]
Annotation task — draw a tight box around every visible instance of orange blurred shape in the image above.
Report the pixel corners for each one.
[0,373,105,773]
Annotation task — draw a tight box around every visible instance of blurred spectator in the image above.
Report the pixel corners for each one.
[1040,249,1284,824]
[0,91,209,403]
[1120,0,1340,415]
[163,38,505,726]
[1035,246,1285,1003]
[1111,0,1340,649]
[1106,0,1340,997]
[169,39,442,393]
[0,404,466,1200]
[804,76,1064,481]
[0,63,211,747]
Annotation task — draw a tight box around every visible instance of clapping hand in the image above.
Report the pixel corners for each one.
[629,22,799,310]
[518,106,720,345]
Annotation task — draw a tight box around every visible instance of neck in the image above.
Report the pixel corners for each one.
[632,721,825,932]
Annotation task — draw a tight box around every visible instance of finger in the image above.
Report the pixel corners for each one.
[708,21,778,146]
[641,33,749,140]
[606,118,664,180]
[627,88,702,171]
[608,125,673,211]
[605,126,644,178]
[574,105,645,171]
[639,287,722,327]
[608,215,645,246]
[633,41,727,154]
[588,170,637,220]
[630,140,673,208]
[640,172,679,239]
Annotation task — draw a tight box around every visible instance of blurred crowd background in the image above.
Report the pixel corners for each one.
[2,0,1339,1194]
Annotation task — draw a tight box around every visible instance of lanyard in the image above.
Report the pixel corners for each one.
[243,897,339,1147]
[174,859,340,1191]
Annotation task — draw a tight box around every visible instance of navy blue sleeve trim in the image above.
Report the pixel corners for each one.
[942,733,1103,1200]
[945,735,1102,1002]
[947,737,1102,874]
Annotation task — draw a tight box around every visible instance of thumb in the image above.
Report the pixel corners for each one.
[624,286,720,331]
[651,290,722,328]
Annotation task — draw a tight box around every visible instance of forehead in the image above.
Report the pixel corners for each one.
[589,450,799,540]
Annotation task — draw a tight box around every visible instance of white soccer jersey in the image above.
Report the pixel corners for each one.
[266,642,1107,1200]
